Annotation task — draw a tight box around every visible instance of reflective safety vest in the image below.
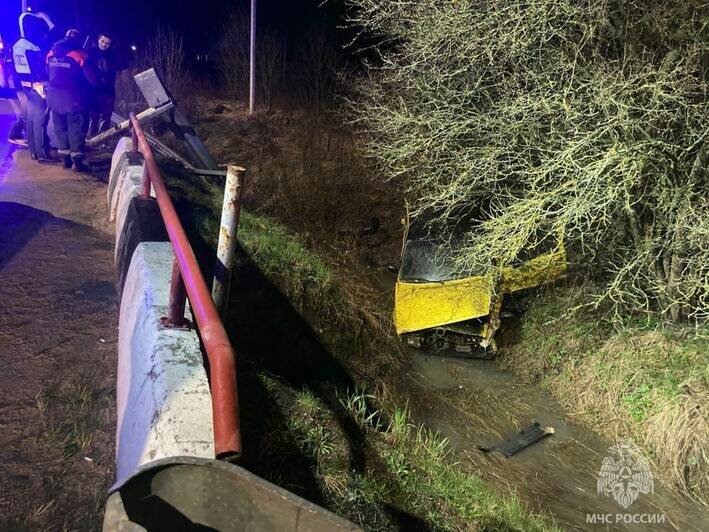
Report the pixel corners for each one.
[13,11,54,77]
[13,38,39,75]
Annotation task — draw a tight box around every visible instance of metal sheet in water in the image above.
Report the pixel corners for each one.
[478,422,554,457]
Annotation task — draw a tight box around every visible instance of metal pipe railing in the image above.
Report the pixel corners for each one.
[129,113,241,459]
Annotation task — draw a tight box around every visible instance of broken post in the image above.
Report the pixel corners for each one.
[212,165,246,318]
[86,101,174,147]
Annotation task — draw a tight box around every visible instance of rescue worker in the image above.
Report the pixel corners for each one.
[46,30,96,172]
[11,10,55,162]
[86,33,122,138]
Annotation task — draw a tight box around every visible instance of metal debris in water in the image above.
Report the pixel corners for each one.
[478,422,554,457]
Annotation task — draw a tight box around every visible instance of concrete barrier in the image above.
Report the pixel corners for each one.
[109,137,133,191]
[107,137,154,261]
[108,137,138,221]
[107,139,359,531]
[116,242,214,488]
[104,457,361,531]
[114,196,169,301]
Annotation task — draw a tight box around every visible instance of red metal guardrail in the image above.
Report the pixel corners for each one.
[129,113,241,459]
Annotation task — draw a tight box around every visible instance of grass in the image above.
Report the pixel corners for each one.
[499,282,709,503]
[185,180,708,514]
[169,102,708,522]
[238,211,340,316]
[237,209,401,374]
[264,373,557,531]
[0,372,111,531]
[173,101,702,520]
[194,100,396,247]
[36,381,96,459]
[166,167,338,311]
[372,412,548,531]
[288,389,337,461]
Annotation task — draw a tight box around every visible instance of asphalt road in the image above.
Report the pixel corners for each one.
[0,98,118,530]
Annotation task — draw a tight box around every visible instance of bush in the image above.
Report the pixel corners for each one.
[346,0,708,323]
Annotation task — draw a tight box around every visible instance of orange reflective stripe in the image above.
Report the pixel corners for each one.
[66,50,87,66]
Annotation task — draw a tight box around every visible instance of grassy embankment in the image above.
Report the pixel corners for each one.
[166,170,557,531]
[499,284,708,504]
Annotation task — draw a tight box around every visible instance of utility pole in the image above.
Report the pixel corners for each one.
[249,0,256,115]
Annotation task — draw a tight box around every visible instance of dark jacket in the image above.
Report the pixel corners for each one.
[86,47,120,96]
[46,38,96,113]
[18,48,48,84]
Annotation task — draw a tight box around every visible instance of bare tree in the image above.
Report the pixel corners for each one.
[142,26,186,94]
[217,9,250,101]
[258,30,285,109]
[298,24,338,116]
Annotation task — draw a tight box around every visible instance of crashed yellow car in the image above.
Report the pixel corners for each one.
[394,215,566,356]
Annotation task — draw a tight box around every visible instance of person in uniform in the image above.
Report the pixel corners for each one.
[46,30,97,171]
[12,10,54,162]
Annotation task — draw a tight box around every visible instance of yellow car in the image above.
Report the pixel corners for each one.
[394,215,566,356]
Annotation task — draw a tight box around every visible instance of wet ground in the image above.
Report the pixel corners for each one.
[0,100,117,529]
[401,352,707,530]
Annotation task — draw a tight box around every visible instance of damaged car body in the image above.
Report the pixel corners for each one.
[394,210,567,356]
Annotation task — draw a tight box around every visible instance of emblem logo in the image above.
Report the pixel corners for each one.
[597,443,654,509]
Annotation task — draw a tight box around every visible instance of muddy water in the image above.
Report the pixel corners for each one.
[400,353,707,531]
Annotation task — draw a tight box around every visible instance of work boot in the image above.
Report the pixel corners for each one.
[71,158,89,173]
[36,156,61,165]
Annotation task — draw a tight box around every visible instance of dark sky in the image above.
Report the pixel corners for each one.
[1,0,348,53]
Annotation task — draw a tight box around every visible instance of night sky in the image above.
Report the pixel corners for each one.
[1,0,348,54]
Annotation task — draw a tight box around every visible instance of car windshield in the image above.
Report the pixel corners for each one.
[400,237,484,282]
[399,205,561,282]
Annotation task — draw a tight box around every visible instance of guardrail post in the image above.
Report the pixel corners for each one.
[161,259,189,328]
[141,165,152,199]
[212,165,246,318]
[131,121,138,153]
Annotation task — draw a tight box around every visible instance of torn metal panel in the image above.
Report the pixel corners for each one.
[478,422,554,457]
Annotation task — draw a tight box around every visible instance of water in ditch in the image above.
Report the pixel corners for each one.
[399,351,707,531]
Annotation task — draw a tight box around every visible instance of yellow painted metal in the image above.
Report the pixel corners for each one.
[502,247,567,293]
[394,274,494,335]
[394,245,566,335]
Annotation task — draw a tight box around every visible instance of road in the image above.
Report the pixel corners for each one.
[0,99,117,530]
